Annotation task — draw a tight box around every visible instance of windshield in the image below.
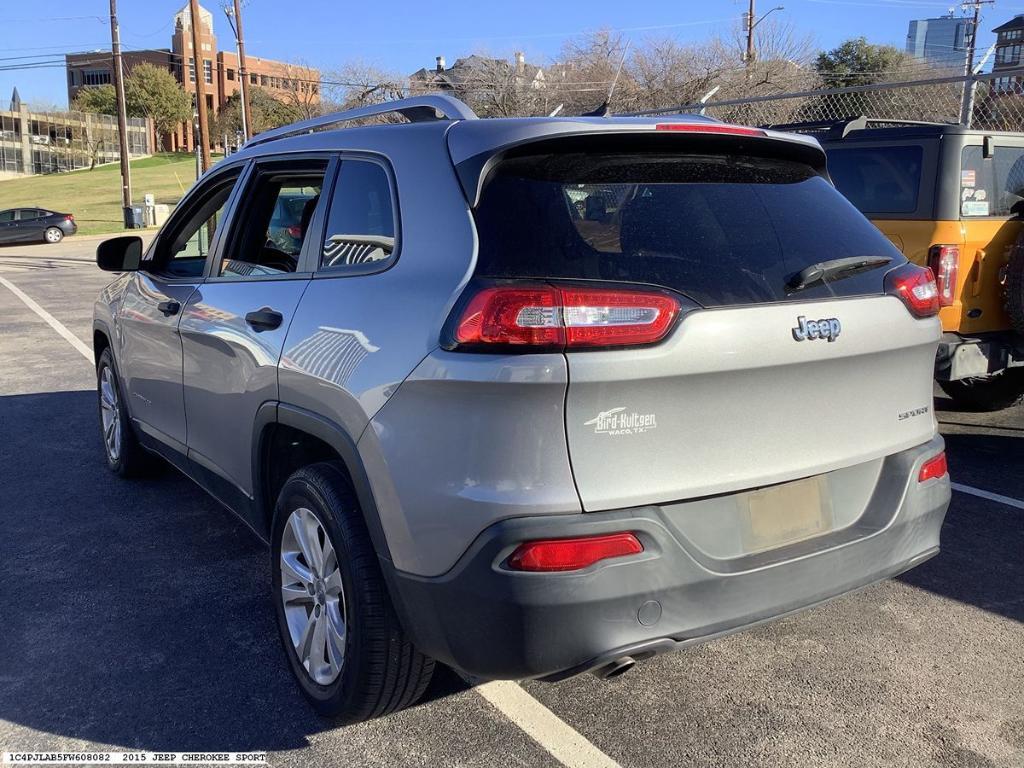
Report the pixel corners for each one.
[473,153,904,307]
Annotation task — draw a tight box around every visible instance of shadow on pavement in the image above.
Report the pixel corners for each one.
[0,390,468,751]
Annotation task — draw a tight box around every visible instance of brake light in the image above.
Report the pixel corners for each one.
[65,214,74,221]
[927,245,959,307]
[507,532,644,572]
[885,263,939,318]
[451,283,681,351]
[918,452,947,482]
[655,123,765,137]
[286,224,302,238]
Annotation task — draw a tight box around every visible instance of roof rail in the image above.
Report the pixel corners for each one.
[245,94,478,149]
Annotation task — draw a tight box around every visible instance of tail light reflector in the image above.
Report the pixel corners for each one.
[885,263,939,318]
[507,532,644,572]
[918,452,948,482]
[928,245,959,307]
[451,283,681,351]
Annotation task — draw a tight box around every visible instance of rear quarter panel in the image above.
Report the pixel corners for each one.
[870,217,1019,334]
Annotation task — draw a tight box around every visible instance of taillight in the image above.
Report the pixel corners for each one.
[506,532,644,572]
[65,214,74,221]
[927,245,959,307]
[918,452,947,482]
[885,263,939,318]
[286,224,302,238]
[449,283,682,351]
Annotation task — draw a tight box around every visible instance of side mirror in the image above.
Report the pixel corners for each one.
[96,236,143,272]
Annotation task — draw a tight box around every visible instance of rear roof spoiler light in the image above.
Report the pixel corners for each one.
[654,123,766,137]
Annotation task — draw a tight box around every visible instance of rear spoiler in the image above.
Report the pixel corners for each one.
[447,121,828,207]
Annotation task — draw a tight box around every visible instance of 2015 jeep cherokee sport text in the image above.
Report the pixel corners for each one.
[92,96,951,722]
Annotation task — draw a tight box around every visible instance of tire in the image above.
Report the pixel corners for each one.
[939,368,1024,411]
[43,227,63,244]
[271,462,434,722]
[1007,232,1024,336]
[96,348,157,477]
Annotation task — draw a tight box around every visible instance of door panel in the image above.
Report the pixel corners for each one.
[178,157,330,511]
[117,274,199,449]
[116,163,246,452]
[179,279,309,498]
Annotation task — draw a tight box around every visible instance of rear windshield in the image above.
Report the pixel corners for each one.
[824,145,923,215]
[473,153,904,307]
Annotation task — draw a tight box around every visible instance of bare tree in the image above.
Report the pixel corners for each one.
[452,53,549,117]
[548,30,633,114]
[278,60,323,119]
[322,61,406,112]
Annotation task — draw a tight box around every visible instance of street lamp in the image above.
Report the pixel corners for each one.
[745,5,785,65]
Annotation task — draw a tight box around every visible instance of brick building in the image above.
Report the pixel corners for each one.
[65,3,319,150]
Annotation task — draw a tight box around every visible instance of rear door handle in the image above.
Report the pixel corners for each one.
[245,307,284,331]
[157,300,180,316]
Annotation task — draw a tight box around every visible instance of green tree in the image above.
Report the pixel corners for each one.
[125,62,192,135]
[72,84,117,115]
[212,87,303,138]
[807,37,918,120]
[815,37,910,88]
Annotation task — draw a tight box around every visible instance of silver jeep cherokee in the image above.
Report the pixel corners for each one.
[92,95,952,722]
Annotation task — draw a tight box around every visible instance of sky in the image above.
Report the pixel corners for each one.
[4,0,1024,109]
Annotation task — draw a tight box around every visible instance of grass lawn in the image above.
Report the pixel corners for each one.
[0,153,205,236]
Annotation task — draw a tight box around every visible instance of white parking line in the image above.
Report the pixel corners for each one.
[0,275,93,363]
[952,482,1024,511]
[474,680,621,768]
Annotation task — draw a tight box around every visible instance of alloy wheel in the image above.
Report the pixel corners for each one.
[98,365,121,463]
[45,228,62,243]
[279,506,347,685]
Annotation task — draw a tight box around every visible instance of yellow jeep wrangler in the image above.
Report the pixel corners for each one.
[778,118,1024,410]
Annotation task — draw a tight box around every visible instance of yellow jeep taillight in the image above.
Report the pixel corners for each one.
[928,245,960,307]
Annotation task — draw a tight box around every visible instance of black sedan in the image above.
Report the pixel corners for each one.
[0,207,77,244]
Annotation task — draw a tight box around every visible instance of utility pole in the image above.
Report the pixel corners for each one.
[959,0,995,126]
[743,3,784,78]
[745,0,756,73]
[223,0,252,143]
[109,0,133,228]
[189,0,211,173]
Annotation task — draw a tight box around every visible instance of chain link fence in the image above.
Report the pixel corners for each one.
[633,67,1024,132]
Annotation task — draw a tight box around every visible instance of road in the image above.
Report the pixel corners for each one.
[0,235,1021,768]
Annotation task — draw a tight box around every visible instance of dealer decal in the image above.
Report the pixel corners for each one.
[584,407,657,435]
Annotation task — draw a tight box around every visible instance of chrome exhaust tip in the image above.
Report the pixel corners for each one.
[591,656,635,679]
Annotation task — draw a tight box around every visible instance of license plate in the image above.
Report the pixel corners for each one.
[741,476,832,553]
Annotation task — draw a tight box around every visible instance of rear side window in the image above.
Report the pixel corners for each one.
[473,153,904,307]
[825,146,923,215]
[960,144,1024,217]
[319,160,396,272]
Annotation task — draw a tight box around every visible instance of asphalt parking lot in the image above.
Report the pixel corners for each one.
[0,235,1022,768]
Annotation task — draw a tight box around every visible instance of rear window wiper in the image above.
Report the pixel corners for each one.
[787,256,892,292]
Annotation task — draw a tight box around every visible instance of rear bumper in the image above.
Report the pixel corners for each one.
[935,331,1024,380]
[387,436,950,681]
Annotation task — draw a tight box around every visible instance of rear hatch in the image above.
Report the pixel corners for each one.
[455,123,941,512]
